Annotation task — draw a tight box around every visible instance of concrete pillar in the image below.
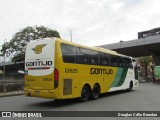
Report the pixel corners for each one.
[152,53,160,66]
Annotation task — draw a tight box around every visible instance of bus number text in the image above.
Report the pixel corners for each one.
[65,68,78,73]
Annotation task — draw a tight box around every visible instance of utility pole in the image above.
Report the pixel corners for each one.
[3,39,6,81]
[69,29,72,42]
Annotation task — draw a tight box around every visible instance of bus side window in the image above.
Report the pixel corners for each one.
[110,55,119,67]
[128,58,133,68]
[123,58,132,68]
[119,57,124,67]
[61,44,76,63]
[125,58,129,68]
[89,50,99,65]
[76,47,89,64]
[100,52,110,66]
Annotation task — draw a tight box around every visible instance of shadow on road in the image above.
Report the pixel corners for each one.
[153,80,160,85]
[29,98,81,109]
[100,90,135,98]
[27,90,136,109]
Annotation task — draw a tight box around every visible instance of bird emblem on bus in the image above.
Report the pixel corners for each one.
[32,44,46,54]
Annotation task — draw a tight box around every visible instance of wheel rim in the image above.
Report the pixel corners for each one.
[93,85,100,98]
[81,87,89,101]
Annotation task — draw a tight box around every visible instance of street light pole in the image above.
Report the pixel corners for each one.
[69,29,72,42]
[3,39,6,81]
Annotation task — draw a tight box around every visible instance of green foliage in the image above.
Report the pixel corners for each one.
[1,42,10,56]
[139,56,153,66]
[1,26,60,62]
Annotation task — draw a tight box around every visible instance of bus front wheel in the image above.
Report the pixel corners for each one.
[80,85,90,102]
[127,81,133,92]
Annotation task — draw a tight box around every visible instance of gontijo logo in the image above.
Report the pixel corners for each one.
[32,44,46,54]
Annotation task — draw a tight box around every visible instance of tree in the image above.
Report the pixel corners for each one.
[139,56,153,66]
[1,26,60,62]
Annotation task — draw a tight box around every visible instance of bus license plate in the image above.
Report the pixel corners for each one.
[35,90,40,94]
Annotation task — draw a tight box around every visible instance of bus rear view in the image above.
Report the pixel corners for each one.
[24,38,58,99]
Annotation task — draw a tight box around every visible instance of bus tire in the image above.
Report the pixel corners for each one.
[79,85,90,102]
[127,81,133,92]
[90,84,100,100]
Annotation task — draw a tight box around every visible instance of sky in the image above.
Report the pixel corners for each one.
[0,0,160,46]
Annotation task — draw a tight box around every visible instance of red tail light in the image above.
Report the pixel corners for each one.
[54,68,59,80]
[54,68,59,88]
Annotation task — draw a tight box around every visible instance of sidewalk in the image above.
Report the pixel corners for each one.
[0,91,24,97]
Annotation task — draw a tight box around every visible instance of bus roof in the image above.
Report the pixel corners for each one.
[94,47,117,54]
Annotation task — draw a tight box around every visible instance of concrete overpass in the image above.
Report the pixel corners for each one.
[100,35,160,65]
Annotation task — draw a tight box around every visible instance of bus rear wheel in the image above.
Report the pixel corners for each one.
[90,84,100,100]
[80,85,90,102]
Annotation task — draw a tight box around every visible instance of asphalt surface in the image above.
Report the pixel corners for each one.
[0,81,160,120]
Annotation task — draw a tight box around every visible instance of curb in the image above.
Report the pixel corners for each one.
[0,91,24,98]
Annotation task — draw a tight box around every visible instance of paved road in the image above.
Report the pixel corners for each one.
[0,82,160,120]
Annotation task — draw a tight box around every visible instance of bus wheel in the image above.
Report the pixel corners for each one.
[90,84,100,100]
[80,85,90,102]
[127,81,133,92]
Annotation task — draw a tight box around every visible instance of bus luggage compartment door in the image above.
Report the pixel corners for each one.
[63,79,72,95]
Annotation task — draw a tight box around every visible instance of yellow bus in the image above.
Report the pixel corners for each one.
[24,37,138,101]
